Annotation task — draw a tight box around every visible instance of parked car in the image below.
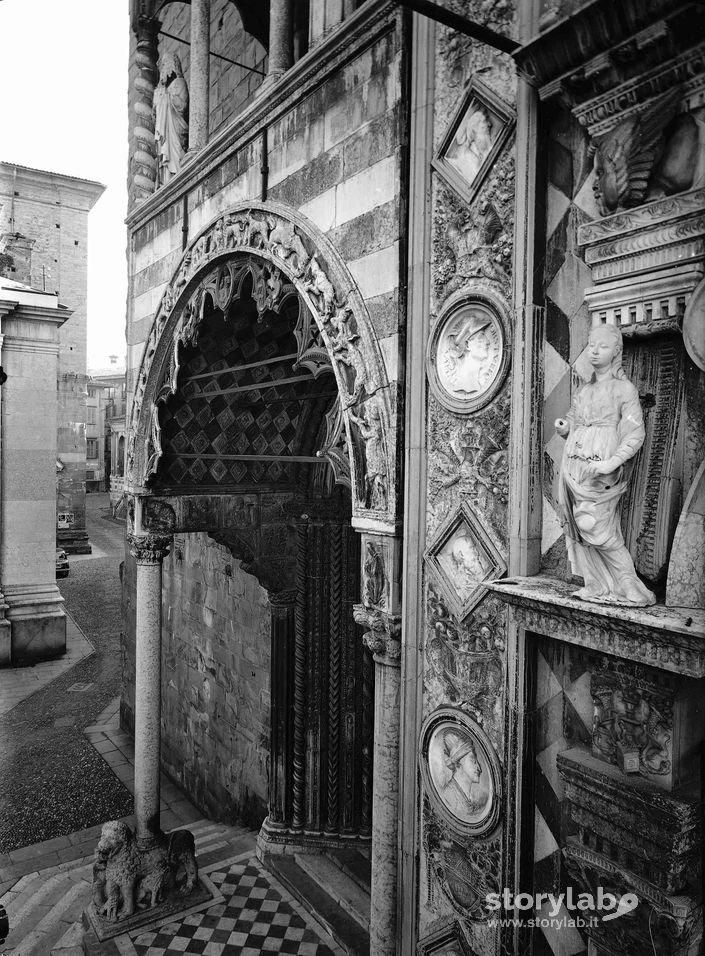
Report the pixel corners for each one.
[55,548,70,578]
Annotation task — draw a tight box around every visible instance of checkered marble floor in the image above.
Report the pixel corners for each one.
[131,859,340,955]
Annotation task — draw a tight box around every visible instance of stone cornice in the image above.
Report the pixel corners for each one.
[1,304,71,328]
[489,575,705,677]
[578,189,705,246]
[0,161,105,209]
[126,0,399,231]
[514,0,692,90]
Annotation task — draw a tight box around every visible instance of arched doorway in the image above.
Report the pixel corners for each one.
[124,203,403,952]
[148,269,374,846]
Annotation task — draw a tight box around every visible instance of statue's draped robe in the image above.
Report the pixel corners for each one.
[558,376,656,605]
[154,75,189,185]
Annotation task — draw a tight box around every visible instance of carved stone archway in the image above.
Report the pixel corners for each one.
[124,202,404,953]
[128,201,397,533]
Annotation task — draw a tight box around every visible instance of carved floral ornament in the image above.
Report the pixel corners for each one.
[127,203,396,525]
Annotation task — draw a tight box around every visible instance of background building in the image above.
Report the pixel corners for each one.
[116,2,705,954]
[0,276,69,665]
[0,162,105,553]
[87,355,128,494]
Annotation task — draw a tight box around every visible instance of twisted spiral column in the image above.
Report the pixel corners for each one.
[130,16,159,203]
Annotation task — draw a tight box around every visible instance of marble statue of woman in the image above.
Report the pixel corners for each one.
[154,52,189,186]
[555,323,656,606]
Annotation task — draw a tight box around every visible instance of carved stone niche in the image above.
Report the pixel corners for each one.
[557,749,702,956]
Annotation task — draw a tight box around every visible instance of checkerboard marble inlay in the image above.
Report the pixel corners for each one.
[131,860,337,956]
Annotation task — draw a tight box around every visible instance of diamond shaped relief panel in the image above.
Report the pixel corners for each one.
[425,501,507,621]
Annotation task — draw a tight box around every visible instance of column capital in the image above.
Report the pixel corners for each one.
[128,533,171,564]
[354,604,401,666]
[269,588,298,612]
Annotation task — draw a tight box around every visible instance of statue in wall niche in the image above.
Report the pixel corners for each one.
[555,324,656,607]
[154,52,189,187]
[349,396,387,510]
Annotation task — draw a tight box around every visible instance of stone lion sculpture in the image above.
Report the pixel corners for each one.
[93,820,198,922]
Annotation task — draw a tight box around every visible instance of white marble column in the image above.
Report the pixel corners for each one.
[266,0,293,84]
[367,636,401,955]
[128,532,171,848]
[352,606,401,956]
[188,0,210,152]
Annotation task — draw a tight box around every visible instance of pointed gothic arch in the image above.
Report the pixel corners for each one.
[127,201,397,531]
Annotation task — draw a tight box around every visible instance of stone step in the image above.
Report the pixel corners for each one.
[295,852,370,931]
[51,919,84,955]
[324,847,371,895]
[2,821,256,956]
[265,853,370,956]
[6,871,90,956]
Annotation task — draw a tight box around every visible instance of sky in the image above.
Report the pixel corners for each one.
[0,0,130,369]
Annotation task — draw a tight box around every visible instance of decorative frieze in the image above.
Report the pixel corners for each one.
[489,577,705,677]
[558,750,702,955]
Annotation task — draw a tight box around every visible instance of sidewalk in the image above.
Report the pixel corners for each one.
[0,611,94,717]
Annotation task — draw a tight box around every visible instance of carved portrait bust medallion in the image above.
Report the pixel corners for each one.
[427,290,509,414]
[420,708,501,836]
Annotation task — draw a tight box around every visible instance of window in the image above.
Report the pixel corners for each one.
[88,387,96,398]
[86,438,99,459]
[87,407,97,425]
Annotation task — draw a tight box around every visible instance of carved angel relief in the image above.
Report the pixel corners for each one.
[591,87,696,216]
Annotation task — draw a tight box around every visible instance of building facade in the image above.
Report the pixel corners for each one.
[0,162,105,553]
[117,1,705,954]
[0,277,69,665]
[87,359,128,493]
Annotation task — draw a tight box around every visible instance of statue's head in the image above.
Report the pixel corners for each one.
[587,323,625,380]
[159,51,183,82]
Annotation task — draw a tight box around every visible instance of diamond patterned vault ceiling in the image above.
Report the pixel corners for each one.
[156,280,337,490]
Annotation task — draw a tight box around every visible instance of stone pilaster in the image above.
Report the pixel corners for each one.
[264,0,293,86]
[267,588,297,829]
[354,605,401,956]
[188,0,210,153]
[128,532,171,847]
[130,16,160,203]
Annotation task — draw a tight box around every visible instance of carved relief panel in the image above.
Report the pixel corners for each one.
[418,17,517,951]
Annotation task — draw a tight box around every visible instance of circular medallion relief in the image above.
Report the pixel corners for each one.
[420,707,501,836]
[427,290,510,414]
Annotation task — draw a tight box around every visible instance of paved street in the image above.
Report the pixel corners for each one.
[0,494,133,853]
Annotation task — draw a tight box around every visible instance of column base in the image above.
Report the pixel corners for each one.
[4,583,66,665]
[57,529,92,554]
[82,876,220,942]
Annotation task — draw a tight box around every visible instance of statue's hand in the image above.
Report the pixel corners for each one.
[584,458,619,477]
[554,418,570,438]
